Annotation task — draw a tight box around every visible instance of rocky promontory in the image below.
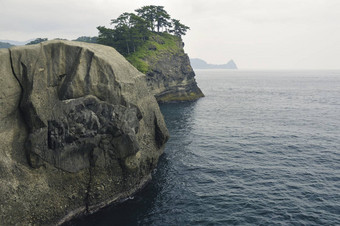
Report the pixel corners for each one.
[0,40,168,224]
[126,33,204,103]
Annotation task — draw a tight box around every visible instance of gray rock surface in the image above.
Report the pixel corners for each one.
[0,41,168,225]
[143,36,204,102]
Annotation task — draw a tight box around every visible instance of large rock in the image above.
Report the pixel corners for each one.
[0,41,168,225]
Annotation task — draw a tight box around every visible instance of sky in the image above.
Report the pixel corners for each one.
[1,0,340,69]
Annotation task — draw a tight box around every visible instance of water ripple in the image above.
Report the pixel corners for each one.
[66,70,340,226]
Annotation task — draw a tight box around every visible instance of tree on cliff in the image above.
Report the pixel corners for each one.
[155,6,172,32]
[26,38,48,45]
[135,5,156,32]
[170,19,190,37]
[97,5,190,55]
[109,12,149,54]
[74,36,97,43]
[135,5,172,32]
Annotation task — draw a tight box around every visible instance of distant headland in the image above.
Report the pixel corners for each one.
[190,58,237,69]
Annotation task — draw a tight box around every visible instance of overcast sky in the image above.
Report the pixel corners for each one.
[1,0,340,69]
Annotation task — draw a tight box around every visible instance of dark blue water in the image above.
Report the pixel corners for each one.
[69,70,340,225]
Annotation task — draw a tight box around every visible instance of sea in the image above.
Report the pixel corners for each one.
[68,70,340,225]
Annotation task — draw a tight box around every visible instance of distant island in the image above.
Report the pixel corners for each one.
[190,58,237,69]
[0,39,32,46]
[0,41,15,49]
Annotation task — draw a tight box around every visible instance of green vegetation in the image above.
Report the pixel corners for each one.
[73,36,97,43]
[10,5,189,74]
[26,38,48,45]
[125,32,182,73]
[97,5,189,57]
[170,19,190,37]
[135,5,172,32]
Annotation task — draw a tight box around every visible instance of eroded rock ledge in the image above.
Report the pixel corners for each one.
[0,41,168,225]
[146,48,205,102]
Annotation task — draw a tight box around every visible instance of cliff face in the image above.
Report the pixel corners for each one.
[126,34,204,103]
[0,41,168,225]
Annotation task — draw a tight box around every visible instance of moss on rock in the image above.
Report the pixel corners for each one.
[126,33,204,102]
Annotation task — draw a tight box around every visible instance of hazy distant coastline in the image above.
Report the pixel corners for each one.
[190,58,237,69]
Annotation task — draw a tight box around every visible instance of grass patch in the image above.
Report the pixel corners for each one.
[126,32,183,74]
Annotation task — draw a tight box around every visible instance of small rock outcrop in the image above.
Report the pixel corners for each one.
[0,40,168,225]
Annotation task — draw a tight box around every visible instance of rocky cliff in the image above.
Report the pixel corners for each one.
[126,33,204,103]
[0,40,169,225]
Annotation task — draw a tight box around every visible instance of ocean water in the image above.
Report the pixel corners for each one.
[68,70,340,225]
